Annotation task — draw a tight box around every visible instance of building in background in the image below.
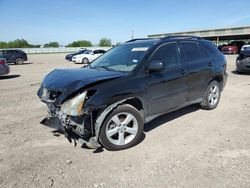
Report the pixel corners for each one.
[148,26,250,46]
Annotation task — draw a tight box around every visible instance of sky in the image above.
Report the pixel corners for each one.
[1,0,250,45]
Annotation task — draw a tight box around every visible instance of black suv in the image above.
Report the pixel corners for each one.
[38,36,228,151]
[0,49,28,64]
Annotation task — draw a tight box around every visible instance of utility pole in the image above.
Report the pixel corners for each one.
[131,30,134,39]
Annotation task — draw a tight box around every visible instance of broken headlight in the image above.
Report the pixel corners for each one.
[61,91,87,116]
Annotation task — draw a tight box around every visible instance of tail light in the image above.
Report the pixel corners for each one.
[0,59,6,65]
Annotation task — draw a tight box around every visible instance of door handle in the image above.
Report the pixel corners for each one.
[181,69,186,74]
[208,62,212,67]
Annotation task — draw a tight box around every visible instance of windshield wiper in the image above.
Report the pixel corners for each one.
[94,66,113,71]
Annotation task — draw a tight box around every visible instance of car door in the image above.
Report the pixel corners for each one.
[180,41,213,101]
[146,42,188,116]
[4,50,15,63]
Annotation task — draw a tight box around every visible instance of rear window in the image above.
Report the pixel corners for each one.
[202,41,222,57]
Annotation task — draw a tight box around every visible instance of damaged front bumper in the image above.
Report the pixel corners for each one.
[43,103,101,149]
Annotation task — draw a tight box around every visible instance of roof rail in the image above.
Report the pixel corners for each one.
[125,38,153,43]
[161,35,202,40]
[125,35,202,43]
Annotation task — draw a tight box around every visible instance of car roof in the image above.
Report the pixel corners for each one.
[125,36,205,46]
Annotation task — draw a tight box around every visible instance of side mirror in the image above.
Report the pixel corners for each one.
[147,61,164,72]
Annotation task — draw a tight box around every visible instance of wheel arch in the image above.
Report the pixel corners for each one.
[210,75,224,90]
[94,97,144,141]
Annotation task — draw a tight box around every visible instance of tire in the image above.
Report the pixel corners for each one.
[99,104,144,151]
[200,80,221,110]
[236,67,241,74]
[15,58,24,65]
[82,58,89,64]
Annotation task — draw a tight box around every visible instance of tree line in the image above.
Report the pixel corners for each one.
[0,38,113,48]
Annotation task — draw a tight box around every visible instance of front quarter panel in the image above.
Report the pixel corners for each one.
[84,75,147,115]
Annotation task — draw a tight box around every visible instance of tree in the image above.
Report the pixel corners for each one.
[0,42,8,49]
[67,40,92,47]
[115,42,122,46]
[8,39,30,48]
[0,39,39,48]
[99,38,112,47]
[43,42,59,48]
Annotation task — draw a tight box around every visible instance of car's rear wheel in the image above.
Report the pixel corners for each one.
[15,58,24,65]
[200,80,221,110]
[99,104,144,151]
[82,58,89,64]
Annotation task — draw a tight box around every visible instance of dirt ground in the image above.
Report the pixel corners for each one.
[0,53,250,188]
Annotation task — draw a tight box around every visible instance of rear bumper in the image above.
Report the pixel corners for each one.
[0,65,10,76]
[222,72,228,90]
[222,51,234,54]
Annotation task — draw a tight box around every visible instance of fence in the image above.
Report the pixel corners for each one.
[0,47,112,54]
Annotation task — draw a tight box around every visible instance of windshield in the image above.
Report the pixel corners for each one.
[83,50,92,54]
[90,43,153,72]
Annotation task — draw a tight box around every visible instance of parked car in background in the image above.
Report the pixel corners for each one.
[0,49,28,64]
[38,36,227,150]
[0,56,10,76]
[221,41,245,54]
[221,45,238,54]
[236,45,250,73]
[72,49,106,64]
[65,49,88,61]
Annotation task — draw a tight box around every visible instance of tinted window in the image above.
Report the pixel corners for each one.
[93,50,99,54]
[199,45,209,59]
[6,50,13,55]
[150,42,180,67]
[202,41,222,57]
[181,42,202,62]
[99,50,106,53]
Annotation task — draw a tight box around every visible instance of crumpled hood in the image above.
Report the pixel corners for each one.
[39,67,127,104]
[43,67,126,90]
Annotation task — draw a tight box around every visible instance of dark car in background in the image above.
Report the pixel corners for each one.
[236,45,250,73]
[0,57,10,76]
[0,49,28,64]
[65,49,88,61]
[38,36,227,151]
[221,41,245,54]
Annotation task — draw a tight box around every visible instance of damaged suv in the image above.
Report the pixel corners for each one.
[38,36,227,151]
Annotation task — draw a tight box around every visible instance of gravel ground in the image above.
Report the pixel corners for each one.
[0,54,250,188]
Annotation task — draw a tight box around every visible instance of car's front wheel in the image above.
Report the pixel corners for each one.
[200,80,221,110]
[99,104,144,151]
[15,58,24,65]
[82,58,89,64]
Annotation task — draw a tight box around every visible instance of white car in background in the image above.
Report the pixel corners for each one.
[72,49,106,64]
